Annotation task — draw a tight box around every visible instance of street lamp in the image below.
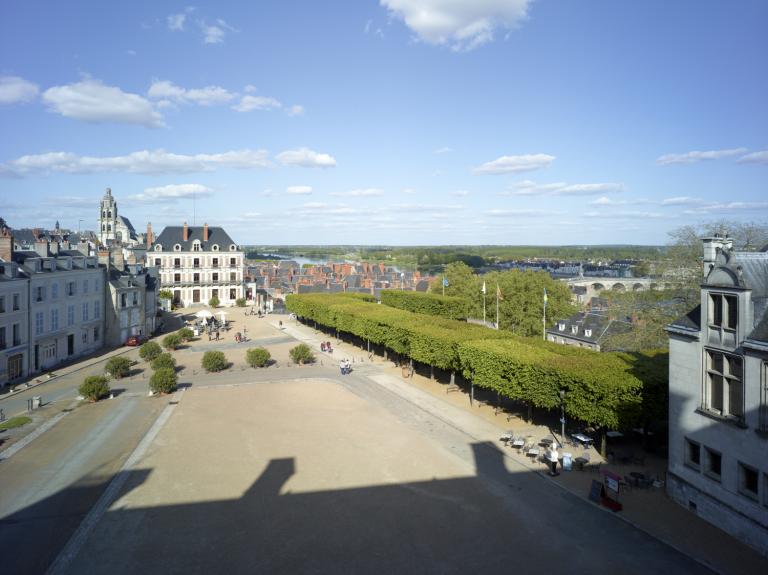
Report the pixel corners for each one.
[559,389,567,447]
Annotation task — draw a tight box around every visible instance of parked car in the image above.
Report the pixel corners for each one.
[125,335,147,346]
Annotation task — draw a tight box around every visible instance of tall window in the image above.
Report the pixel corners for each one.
[51,308,59,331]
[0,295,5,312]
[67,305,75,326]
[760,362,768,433]
[82,302,89,321]
[709,293,737,330]
[35,286,45,302]
[51,282,59,299]
[0,326,6,349]
[94,300,100,319]
[12,293,19,310]
[35,311,44,335]
[704,350,743,420]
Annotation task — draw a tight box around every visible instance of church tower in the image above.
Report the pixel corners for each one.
[98,187,118,244]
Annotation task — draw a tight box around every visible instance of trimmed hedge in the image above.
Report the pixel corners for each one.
[151,352,177,371]
[246,347,271,368]
[139,341,162,362]
[202,351,228,372]
[380,290,469,320]
[79,375,110,402]
[150,368,178,394]
[105,356,131,379]
[286,293,652,428]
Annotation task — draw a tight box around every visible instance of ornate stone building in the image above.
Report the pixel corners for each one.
[98,187,138,246]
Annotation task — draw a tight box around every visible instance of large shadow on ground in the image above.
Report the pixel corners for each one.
[1,443,720,575]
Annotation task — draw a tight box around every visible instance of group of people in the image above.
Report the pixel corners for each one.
[339,359,352,375]
[320,341,333,353]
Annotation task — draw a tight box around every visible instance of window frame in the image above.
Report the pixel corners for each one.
[703,349,744,421]
[685,438,701,470]
[737,462,759,501]
[704,447,722,482]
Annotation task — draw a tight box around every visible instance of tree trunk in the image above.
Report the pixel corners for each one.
[430,364,434,380]
[450,371,455,386]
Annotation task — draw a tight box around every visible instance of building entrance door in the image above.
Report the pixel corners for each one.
[68,334,74,356]
[193,289,200,303]
[9,354,23,380]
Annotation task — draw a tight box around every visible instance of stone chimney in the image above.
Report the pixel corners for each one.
[146,222,153,249]
[0,227,12,262]
[112,248,125,271]
[97,249,111,268]
[49,241,60,255]
[702,233,733,278]
[203,222,209,241]
[77,239,90,256]
[183,221,189,241]
[34,238,49,258]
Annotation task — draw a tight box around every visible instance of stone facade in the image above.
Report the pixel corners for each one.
[0,260,29,388]
[666,235,768,556]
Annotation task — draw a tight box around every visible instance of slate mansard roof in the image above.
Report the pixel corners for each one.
[152,226,238,252]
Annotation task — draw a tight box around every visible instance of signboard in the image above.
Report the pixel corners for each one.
[562,453,572,471]
[605,475,619,493]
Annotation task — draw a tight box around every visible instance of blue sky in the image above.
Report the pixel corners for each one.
[1,0,766,245]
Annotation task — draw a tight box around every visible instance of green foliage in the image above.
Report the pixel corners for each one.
[289,343,315,365]
[0,416,32,430]
[380,290,469,319]
[246,347,271,368]
[79,375,110,402]
[139,341,162,362]
[236,297,247,307]
[158,289,173,301]
[150,368,178,394]
[162,333,182,351]
[177,327,194,341]
[202,350,228,372]
[105,356,131,379]
[151,352,177,371]
[208,295,220,308]
[286,292,657,429]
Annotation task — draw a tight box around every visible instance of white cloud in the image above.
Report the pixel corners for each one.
[508,180,623,196]
[486,208,551,217]
[451,190,469,197]
[473,154,555,175]
[584,210,670,219]
[381,0,531,52]
[286,104,305,117]
[286,185,313,195]
[660,196,704,206]
[330,188,384,197]
[200,18,236,44]
[434,146,453,154]
[43,79,163,127]
[148,80,237,106]
[277,148,337,168]
[656,148,748,165]
[683,201,768,215]
[1,148,271,176]
[738,150,768,165]
[232,94,282,112]
[131,183,213,202]
[167,13,186,31]
[0,76,39,104]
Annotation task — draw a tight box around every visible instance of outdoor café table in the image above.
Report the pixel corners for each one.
[571,433,594,447]
[512,438,525,449]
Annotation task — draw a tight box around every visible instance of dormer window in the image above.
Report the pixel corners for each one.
[584,329,592,338]
[571,325,578,334]
[212,244,220,252]
[154,244,163,252]
[558,323,565,331]
[174,244,182,252]
[192,240,201,252]
[709,293,737,330]
[229,244,237,251]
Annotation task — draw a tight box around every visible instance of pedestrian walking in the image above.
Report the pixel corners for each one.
[216,330,220,341]
[547,444,560,476]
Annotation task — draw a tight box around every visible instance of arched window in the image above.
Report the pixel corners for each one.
[107,210,112,218]
[192,240,201,252]
[174,244,182,252]
[212,244,219,252]
[229,244,237,251]
[107,224,111,232]
[102,211,106,218]
[102,224,106,231]
[154,244,163,252]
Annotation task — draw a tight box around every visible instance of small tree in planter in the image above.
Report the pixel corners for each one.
[177,327,194,342]
[150,368,178,395]
[202,350,228,372]
[105,356,131,379]
[139,341,162,362]
[289,344,315,365]
[79,375,111,402]
[246,347,271,368]
[163,333,182,351]
[151,352,177,371]
[208,295,220,308]
[236,297,246,307]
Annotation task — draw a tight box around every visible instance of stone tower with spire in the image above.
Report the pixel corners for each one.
[98,187,118,244]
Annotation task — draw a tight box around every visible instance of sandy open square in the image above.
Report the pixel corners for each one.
[59,378,711,575]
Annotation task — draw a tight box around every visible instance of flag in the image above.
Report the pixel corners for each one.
[481,281,486,294]
[496,284,503,301]
[543,287,548,305]
[442,277,449,287]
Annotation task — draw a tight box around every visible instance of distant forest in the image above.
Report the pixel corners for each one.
[244,245,664,270]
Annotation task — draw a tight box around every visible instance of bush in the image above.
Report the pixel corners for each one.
[177,327,194,341]
[151,352,177,371]
[209,295,220,308]
[139,341,162,362]
[202,350,228,372]
[289,343,315,365]
[150,368,178,394]
[236,297,246,307]
[0,416,32,431]
[246,347,271,368]
[105,356,131,379]
[79,375,110,402]
[163,333,182,351]
[158,289,173,301]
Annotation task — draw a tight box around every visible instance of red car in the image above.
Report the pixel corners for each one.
[125,335,147,346]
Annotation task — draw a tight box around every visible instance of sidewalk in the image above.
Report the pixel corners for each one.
[281,314,768,575]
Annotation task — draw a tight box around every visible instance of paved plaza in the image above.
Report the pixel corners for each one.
[1,309,767,574]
